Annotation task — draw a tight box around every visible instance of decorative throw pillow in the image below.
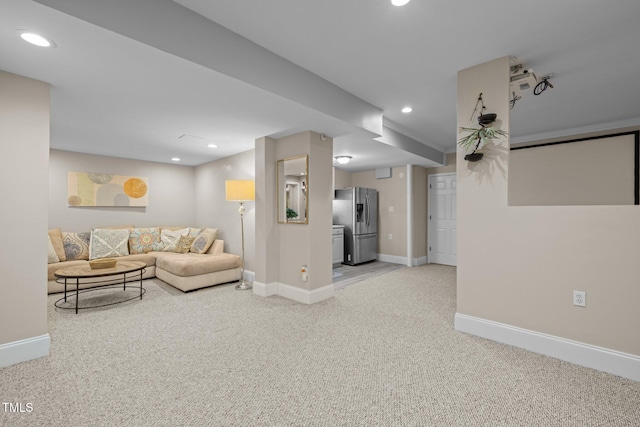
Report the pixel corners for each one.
[187,228,201,238]
[89,228,130,260]
[161,228,190,252]
[48,228,67,262]
[47,235,60,264]
[190,228,218,254]
[173,235,195,254]
[128,227,163,254]
[62,232,91,261]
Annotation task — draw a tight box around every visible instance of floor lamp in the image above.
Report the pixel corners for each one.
[225,180,255,290]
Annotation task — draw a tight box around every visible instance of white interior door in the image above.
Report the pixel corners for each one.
[428,173,457,266]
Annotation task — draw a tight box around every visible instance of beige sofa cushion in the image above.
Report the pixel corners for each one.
[156,253,241,277]
[48,228,66,262]
[118,253,156,267]
[47,236,60,264]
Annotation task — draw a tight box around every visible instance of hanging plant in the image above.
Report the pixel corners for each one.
[458,93,508,162]
[458,126,508,150]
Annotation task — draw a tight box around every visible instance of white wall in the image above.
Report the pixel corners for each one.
[352,167,408,258]
[49,150,196,231]
[195,149,255,274]
[49,149,257,273]
[0,71,50,366]
[456,57,640,380]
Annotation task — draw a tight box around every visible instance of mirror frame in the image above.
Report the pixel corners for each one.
[277,155,309,224]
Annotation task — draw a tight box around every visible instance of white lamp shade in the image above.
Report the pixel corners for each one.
[225,180,255,201]
[335,156,352,165]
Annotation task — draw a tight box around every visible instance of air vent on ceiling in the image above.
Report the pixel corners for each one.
[178,134,204,144]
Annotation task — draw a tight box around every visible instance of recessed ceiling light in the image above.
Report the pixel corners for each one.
[335,156,352,165]
[391,0,410,6]
[207,143,218,148]
[19,31,56,48]
[171,157,181,162]
[401,106,413,113]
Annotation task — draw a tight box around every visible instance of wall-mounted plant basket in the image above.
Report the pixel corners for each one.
[464,152,484,162]
[459,93,507,162]
[477,113,497,126]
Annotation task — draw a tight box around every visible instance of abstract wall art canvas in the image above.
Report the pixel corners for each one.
[68,172,149,207]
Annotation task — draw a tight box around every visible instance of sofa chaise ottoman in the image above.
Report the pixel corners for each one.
[154,241,242,292]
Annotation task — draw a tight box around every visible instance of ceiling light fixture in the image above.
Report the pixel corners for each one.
[335,156,352,165]
[391,0,410,6]
[401,106,413,113]
[207,143,218,148]
[171,157,181,162]
[19,31,56,48]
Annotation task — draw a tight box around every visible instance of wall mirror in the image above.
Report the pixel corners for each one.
[277,155,308,224]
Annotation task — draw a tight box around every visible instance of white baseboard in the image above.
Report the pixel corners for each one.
[377,254,406,265]
[252,281,278,297]
[0,334,50,368]
[377,254,427,267]
[455,313,640,382]
[243,269,255,284]
[412,256,427,266]
[253,281,334,305]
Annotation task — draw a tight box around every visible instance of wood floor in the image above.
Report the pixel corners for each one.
[332,260,406,291]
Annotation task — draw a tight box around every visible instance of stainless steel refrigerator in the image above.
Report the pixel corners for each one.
[333,187,378,265]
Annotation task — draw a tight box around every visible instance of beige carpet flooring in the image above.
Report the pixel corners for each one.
[2,264,639,426]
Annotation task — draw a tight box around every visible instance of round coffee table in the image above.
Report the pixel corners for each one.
[54,260,146,314]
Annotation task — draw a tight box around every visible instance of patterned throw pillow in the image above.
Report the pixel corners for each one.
[62,232,91,261]
[187,228,201,238]
[89,228,130,260]
[47,235,60,264]
[190,228,218,254]
[173,235,195,254]
[129,227,163,254]
[161,228,190,252]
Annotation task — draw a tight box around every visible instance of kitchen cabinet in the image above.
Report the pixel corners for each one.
[332,226,344,265]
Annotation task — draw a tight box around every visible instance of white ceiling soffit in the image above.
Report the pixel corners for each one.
[0,0,362,166]
[31,0,446,167]
[33,0,385,137]
[333,131,441,173]
[175,0,640,148]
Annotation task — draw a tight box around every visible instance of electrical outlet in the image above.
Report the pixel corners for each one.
[573,290,586,307]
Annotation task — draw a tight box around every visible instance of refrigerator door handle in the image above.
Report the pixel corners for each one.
[366,193,370,227]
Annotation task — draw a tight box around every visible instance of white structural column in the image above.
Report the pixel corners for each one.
[406,164,413,267]
[0,71,50,367]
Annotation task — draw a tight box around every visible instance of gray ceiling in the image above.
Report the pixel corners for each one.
[2,0,640,171]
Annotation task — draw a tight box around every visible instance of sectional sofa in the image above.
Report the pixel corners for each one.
[47,226,242,293]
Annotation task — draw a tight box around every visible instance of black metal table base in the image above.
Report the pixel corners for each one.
[55,268,145,314]
[54,285,146,312]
